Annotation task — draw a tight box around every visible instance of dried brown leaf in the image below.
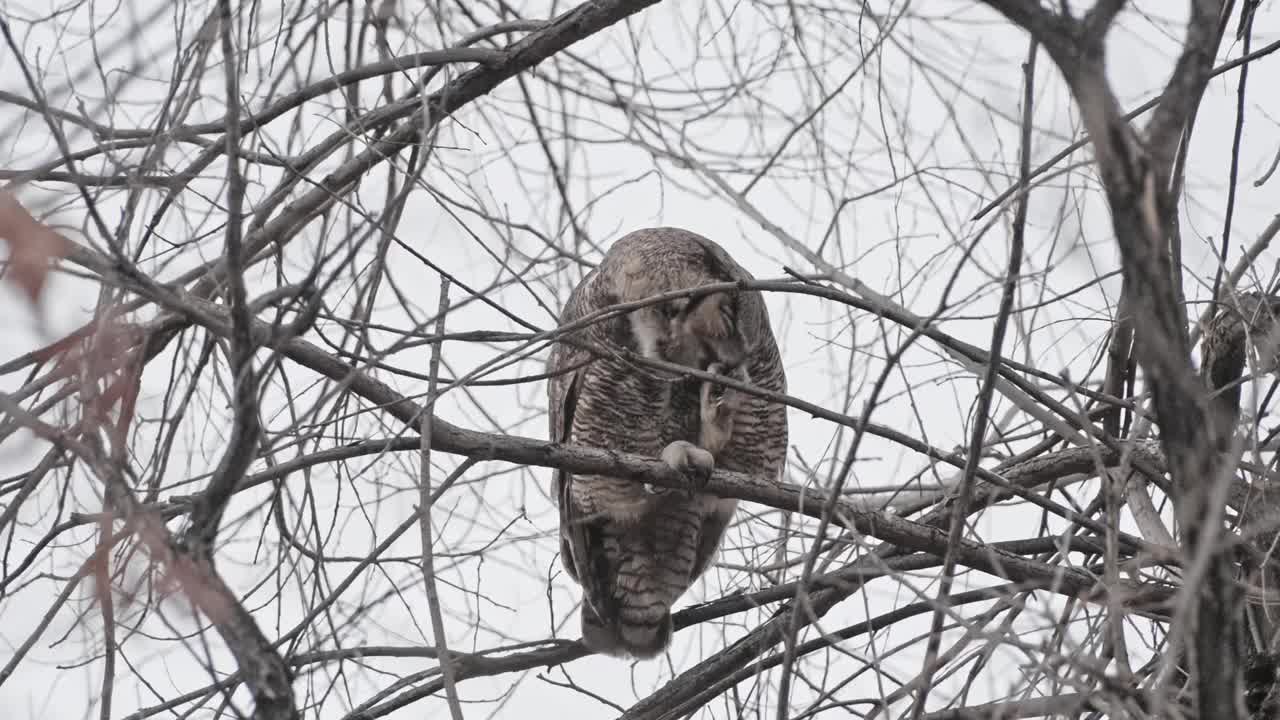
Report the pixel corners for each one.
[0,190,70,304]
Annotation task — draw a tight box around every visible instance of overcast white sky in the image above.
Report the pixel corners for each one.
[2,1,1280,718]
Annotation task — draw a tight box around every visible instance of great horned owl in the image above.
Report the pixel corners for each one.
[547,227,788,658]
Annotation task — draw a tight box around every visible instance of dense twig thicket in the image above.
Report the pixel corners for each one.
[3,1,1280,718]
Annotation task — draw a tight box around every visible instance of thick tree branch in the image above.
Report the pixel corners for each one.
[1145,0,1234,182]
[186,0,263,551]
[978,0,1241,715]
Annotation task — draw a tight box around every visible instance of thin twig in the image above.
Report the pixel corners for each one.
[419,278,464,720]
[911,36,1036,719]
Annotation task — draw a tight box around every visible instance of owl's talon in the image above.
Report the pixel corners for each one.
[702,362,747,408]
[702,362,726,405]
[660,439,715,495]
[699,362,747,455]
[681,457,713,495]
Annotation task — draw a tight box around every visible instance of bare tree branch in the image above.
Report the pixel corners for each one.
[978,0,1242,715]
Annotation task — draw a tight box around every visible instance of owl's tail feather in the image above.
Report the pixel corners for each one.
[618,609,672,659]
[580,605,673,659]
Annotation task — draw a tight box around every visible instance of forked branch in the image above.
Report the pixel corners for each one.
[977,1,1240,716]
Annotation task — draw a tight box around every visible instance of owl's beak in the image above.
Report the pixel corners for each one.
[702,335,745,374]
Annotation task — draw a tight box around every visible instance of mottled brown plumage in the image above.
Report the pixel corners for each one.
[1204,292,1280,427]
[1204,291,1280,720]
[547,227,788,659]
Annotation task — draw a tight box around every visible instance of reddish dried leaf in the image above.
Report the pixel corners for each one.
[33,307,145,448]
[35,313,141,370]
[0,190,70,304]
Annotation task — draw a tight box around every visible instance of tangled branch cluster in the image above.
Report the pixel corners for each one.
[3,1,1280,718]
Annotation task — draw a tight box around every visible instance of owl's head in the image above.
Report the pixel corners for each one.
[624,289,746,371]
[599,230,747,368]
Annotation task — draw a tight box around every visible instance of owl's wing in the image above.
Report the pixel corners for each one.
[550,347,615,622]
[552,365,586,583]
[689,504,735,581]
